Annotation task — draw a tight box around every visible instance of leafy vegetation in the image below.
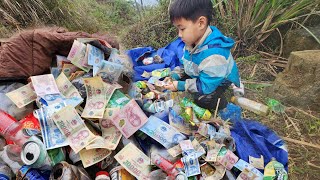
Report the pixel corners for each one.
[0,0,138,37]
[211,0,320,57]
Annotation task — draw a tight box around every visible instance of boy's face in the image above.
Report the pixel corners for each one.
[173,17,207,47]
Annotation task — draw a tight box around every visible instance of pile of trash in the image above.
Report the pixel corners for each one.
[0,35,288,180]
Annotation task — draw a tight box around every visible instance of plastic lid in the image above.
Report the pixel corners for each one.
[230,96,236,103]
[96,171,109,177]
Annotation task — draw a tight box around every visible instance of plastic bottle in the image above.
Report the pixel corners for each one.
[0,109,30,146]
[0,144,24,173]
[231,96,269,116]
[231,82,245,97]
[181,98,212,120]
[0,110,18,135]
[0,163,12,180]
[264,157,288,180]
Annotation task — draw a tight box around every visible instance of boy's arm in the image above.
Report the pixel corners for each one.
[176,54,232,94]
[171,66,185,80]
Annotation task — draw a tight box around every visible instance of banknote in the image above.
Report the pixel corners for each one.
[36,102,68,149]
[106,90,130,108]
[67,40,90,72]
[61,64,79,78]
[56,55,70,69]
[69,71,85,82]
[39,93,83,107]
[249,155,264,170]
[179,140,194,153]
[96,60,123,83]
[168,108,192,135]
[79,148,111,168]
[234,159,263,178]
[6,83,37,108]
[114,143,151,180]
[191,139,206,155]
[51,67,61,79]
[182,153,201,177]
[31,74,60,96]
[81,77,107,118]
[197,123,208,137]
[52,105,97,153]
[87,44,104,66]
[236,168,258,180]
[167,144,182,157]
[217,148,239,170]
[205,143,223,162]
[86,108,122,150]
[205,165,226,180]
[140,116,186,149]
[111,99,148,138]
[56,72,82,99]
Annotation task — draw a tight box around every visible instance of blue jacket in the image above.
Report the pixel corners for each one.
[173,26,240,95]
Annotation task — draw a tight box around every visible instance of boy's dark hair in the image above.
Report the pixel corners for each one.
[169,0,213,24]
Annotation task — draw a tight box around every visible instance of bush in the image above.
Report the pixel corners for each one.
[121,0,177,49]
[0,0,138,37]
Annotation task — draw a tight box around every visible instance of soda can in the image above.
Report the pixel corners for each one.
[0,163,11,180]
[17,165,50,180]
[109,166,135,180]
[175,172,188,180]
[66,147,81,165]
[21,136,51,170]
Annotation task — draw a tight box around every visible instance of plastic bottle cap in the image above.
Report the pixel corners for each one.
[230,96,236,103]
[96,171,109,177]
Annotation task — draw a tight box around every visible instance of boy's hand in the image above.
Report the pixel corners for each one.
[164,81,178,91]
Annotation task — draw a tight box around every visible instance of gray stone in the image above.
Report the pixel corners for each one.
[267,50,320,111]
[283,25,320,58]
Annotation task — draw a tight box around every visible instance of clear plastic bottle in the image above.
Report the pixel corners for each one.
[0,109,30,146]
[2,121,30,147]
[231,96,269,116]
[0,144,23,173]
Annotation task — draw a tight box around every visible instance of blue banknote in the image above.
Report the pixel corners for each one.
[40,93,83,107]
[234,159,263,178]
[140,116,186,149]
[182,153,201,177]
[36,102,68,149]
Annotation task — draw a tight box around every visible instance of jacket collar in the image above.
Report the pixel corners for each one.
[186,26,212,54]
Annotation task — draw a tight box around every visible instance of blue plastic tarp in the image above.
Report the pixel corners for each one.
[126,37,185,82]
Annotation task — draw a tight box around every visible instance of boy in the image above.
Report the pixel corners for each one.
[164,0,240,110]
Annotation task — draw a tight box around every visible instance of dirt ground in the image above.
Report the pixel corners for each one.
[237,59,320,180]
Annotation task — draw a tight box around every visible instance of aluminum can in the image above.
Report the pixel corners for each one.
[0,163,11,180]
[109,166,135,180]
[21,136,51,170]
[17,165,50,180]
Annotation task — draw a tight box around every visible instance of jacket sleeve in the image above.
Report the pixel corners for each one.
[177,54,230,94]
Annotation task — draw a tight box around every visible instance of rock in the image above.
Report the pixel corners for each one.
[283,25,320,58]
[267,50,320,111]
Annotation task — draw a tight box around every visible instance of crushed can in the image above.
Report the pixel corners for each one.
[17,165,50,180]
[109,166,135,180]
[21,136,52,170]
[0,163,12,180]
[50,161,91,180]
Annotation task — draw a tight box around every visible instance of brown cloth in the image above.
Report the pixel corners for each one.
[0,27,119,79]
